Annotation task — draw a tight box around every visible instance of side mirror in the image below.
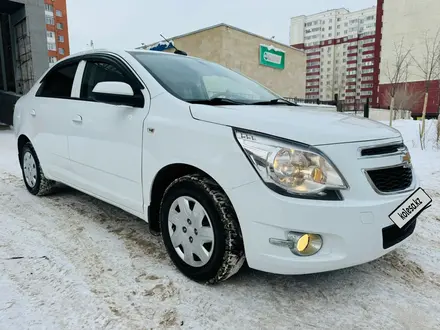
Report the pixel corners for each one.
[92,81,144,107]
[93,81,134,96]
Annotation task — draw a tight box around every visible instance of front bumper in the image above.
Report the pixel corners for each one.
[227,177,419,276]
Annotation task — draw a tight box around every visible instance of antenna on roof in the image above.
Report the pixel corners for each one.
[160,34,187,56]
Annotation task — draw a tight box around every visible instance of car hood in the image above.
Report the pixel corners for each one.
[189,104,401,146]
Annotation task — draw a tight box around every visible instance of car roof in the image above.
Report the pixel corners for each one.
[58,48,192,63]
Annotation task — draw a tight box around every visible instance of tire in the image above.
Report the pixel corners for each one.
[21,142,57,196]
[159,174,245,284]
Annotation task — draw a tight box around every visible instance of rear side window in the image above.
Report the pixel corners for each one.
[80,61,131,100]
[37,63,79,98]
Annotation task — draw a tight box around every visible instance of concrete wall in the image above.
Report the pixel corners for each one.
[170,25,306,98]
[378,0,440,116]
[221,26,306,98]
[23,0,48,84]
[8,0,48,91]
[379,0,440,84]
[166,25,225,64]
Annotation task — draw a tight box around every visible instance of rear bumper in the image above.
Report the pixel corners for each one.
[227,180,419,275]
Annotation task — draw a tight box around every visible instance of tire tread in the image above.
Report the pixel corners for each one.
[161,173,245,284]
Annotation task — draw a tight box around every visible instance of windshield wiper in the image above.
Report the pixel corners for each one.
[250,98,299,106]
[187,98,248,105]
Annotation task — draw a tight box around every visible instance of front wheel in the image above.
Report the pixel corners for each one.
[159,174,245,284]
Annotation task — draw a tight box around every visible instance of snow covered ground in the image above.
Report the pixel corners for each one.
[1,120,440,330]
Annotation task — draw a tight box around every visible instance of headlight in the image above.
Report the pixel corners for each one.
[235,130,348,199]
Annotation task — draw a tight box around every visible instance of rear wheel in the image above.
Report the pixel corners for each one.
[21,142,56,196]
[160,174,245,284]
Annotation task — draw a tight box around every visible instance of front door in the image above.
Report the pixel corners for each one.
[67,55,149,215]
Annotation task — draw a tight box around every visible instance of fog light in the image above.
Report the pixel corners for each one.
[287,232,323,256]
[297,234,310,252]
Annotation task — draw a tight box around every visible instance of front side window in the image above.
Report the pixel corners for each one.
[128,52,279,104]
[80,61,131,100]
[37,62,79,98]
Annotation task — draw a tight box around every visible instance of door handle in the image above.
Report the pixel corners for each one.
[30,109,36,116]
[72,115,83,123]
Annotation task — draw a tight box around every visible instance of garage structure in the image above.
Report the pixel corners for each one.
[139,23,306,99]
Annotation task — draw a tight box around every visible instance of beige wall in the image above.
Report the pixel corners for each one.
[380,0,440,84]
[169,25,306,98]
[169,26,225,64]
[221,26,306,98]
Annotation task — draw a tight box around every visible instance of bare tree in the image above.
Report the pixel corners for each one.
[411,28,440,150]
[384,37,412,126]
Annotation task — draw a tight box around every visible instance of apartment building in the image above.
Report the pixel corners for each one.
[376,0,440,117]
[44,0,70,66]
[290,7,376,107]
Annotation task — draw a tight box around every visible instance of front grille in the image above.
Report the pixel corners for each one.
[361,143,405,157]
[382,218,417,249]
[366,165,413,193]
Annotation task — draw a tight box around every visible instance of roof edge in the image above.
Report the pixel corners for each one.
[137,23,304,54]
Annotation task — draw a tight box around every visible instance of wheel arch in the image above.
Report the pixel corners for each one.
[148,163,239,233]
[17,134,32,168]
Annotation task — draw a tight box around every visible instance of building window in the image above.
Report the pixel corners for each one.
[45,4,53,11]
[46,31,55,39]
[329,26,333,30]
[59,48,65,55]
[57,23,64,30]
[56,10,62,17]
[58,35,65,42]
[45,16,54,25]
[49,56,57,64]
[47,42,56,51]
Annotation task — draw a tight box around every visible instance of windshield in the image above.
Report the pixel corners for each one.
[128,51,281,103]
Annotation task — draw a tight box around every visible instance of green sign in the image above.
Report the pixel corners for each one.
[259,44,285,70]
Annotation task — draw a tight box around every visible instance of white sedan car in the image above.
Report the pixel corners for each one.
[13,49,431,284]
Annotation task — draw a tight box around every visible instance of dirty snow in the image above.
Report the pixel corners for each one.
[1,121,440,329]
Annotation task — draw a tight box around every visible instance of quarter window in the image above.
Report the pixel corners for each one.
[37,62,79,98]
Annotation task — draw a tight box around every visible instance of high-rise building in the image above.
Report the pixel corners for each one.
[290,7,377,108]
[375,0,440,117]
[44,0,70,66]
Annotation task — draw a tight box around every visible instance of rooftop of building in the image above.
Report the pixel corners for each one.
[291,6,377,20]
[138,23,304,54]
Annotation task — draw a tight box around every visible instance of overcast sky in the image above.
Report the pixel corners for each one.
[66,0,376,53]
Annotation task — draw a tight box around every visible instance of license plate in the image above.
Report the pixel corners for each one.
[389,187,432,228]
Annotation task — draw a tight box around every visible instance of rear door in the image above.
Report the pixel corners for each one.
[32,59,81,180]
[67,54,150,215]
